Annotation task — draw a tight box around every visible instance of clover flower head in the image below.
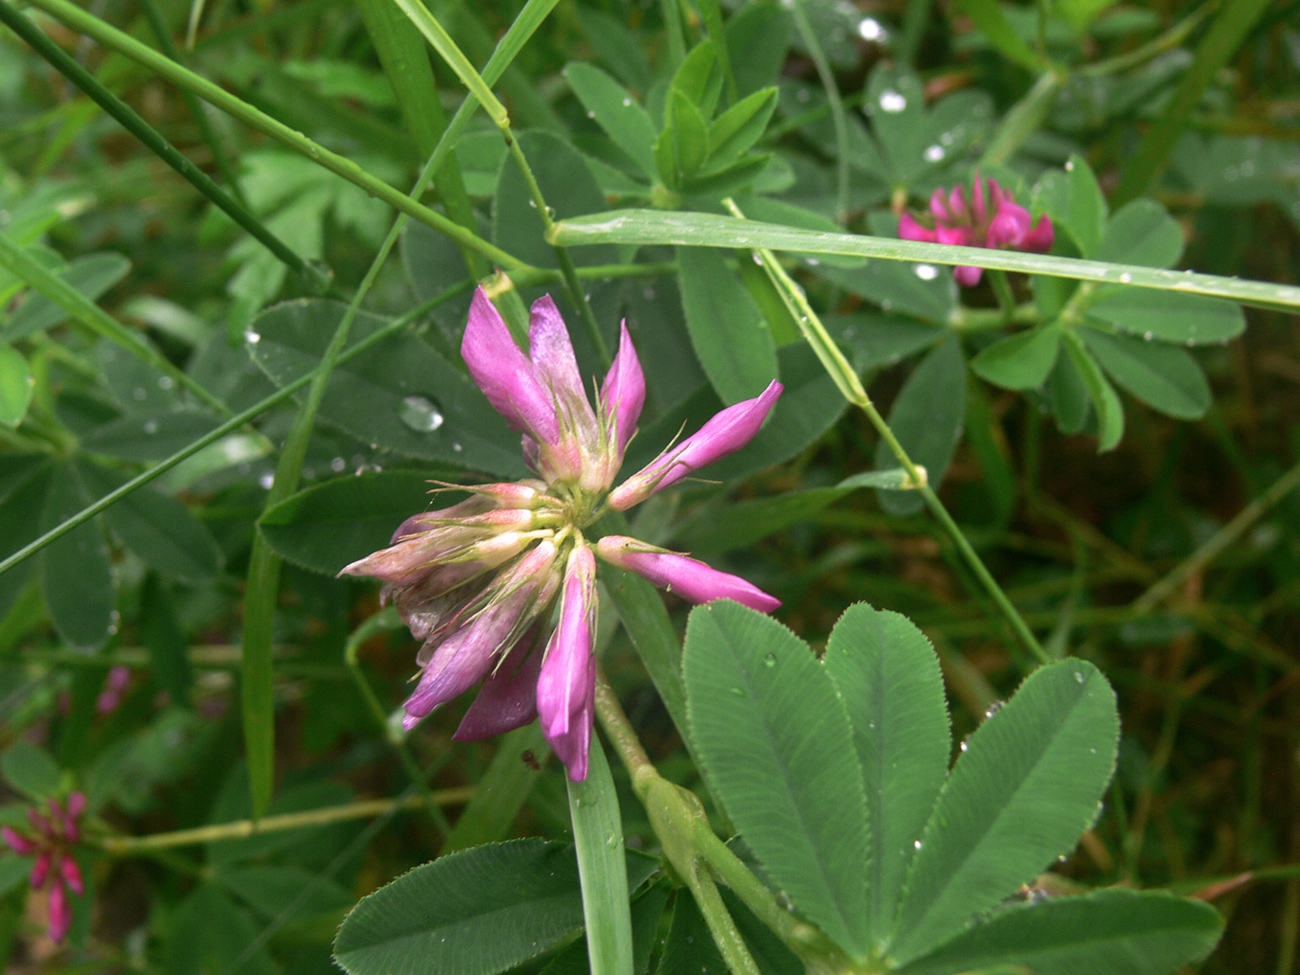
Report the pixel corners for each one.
[341,288,783,780]
[898,173,1053,286]
[2,792,87,943]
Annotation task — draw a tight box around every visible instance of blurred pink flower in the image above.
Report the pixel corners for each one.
[898,174,1053,286]
[2,793,86,943]
[341,288,782,779]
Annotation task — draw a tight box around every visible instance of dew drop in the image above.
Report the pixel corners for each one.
[259,473,274,490]
[857,17,886,41]
[959,740,969,752]
[244,330,261,344]
[879,90,907,113]
[914,263,939,281]
[398,394,445,432]
[621,97,632,107]
[1118,272,1132,283]
[796,88,811,103]
[1142,331,1154,341]
[1065,159,1075,171]
[452,441,463,452]
[923,144,945,163]
[158,376,174,390]
[133,387,147,401]
[730,687,746,697]
[763,653,777,667]
[143,420,158,434]
[330,456,346,473]
[1074,671,1086,683]
[913,839,923,850]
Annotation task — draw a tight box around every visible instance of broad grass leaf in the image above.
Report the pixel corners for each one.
[896,889,1223,975]
[684,602,870,960]
[677,246,778,404]
[1082,329,1210,419]
[888,661,1119,965]
[1086,289,1245,345]
[333,839,656,975]
[969,323,1061,390]
[822,605,950,946]
[248,299,523,476]
[874,337,966,514]
[258,469,455,575]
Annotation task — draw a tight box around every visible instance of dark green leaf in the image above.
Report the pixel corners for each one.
[1082,329,1210,419]
[1,741,61,800]
[1095,200,1182,268]
[969,324,1061,390]
[864,66,927,181]
[897,889,1223,975]
[1086,289,1245,345]
[684,602,869,960]
[889,661,1119,965]
[139,574,193,706]
[823,605,950,946]
[565,63,659,178]
[81,410,221,462]
[219,865,353,921]
[875,338,966,515]
[493,131,617,270]
[259,470,451,576]
[576,7,651,91]
[40,462,113,650]
[951,0,1045,70]
[825,312,942,372]
[5,252,130,339]
[677,247,778,405]
[79,460,222,584]
[248,300,523,475]
[668,90,710,183]
[166,883,278,975]
[1034,156,1106,258]
[706,88,777,169]
[724,3,791,97]
[1044,351,1090,434]
[670,41,723,118]
[333,839,657,975]
[656,892,725,975]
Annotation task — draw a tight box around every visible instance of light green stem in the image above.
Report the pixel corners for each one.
[93,791,473,854]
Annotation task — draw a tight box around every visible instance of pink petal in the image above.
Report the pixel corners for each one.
[947,186,970,224]
[453,627,543,742]
[988,199,1032,247]
[461,288,560,443]
[594,537,780,612]
[527,296,587,410]
[928,188,950,223]
[536,547,596,781]
[600,324,645,455]
[971,175,988,224]
[936,225,971,247]
[1020,214,1054,253]
[1,826,35,856]
[59,855,84,897]
[898,212,937,243]
[30,849,51,889]
[608,380,783,510]
[47,879,70,943]
[953,265,984,287]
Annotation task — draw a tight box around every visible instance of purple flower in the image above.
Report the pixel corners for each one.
[898,174,1053,286]
[344,289,782,780]
[2,793,86,943]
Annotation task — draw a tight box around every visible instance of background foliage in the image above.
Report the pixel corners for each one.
[0,0,1297,971]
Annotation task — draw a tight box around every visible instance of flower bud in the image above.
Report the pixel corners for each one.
[537,546,597,781]
[595,536,780,611]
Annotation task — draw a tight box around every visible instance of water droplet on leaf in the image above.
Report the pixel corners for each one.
[399,395,445,432]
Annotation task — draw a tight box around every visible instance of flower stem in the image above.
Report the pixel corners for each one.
[988,268,1017,323]
[93,791,474,855]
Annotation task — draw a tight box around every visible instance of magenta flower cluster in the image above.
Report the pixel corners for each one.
[899,174,1053,287]
[2,793,86,943]
[342,288,782,780]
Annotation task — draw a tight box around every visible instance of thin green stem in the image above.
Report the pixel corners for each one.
[24,0,530,272]
[979,70,1064,168]
[93,791,473,855]
[1077,4,1214,78]
[387,0,510,126]
[500,131,611,366]
[987,269,1016,323]
[136,0,247,206]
